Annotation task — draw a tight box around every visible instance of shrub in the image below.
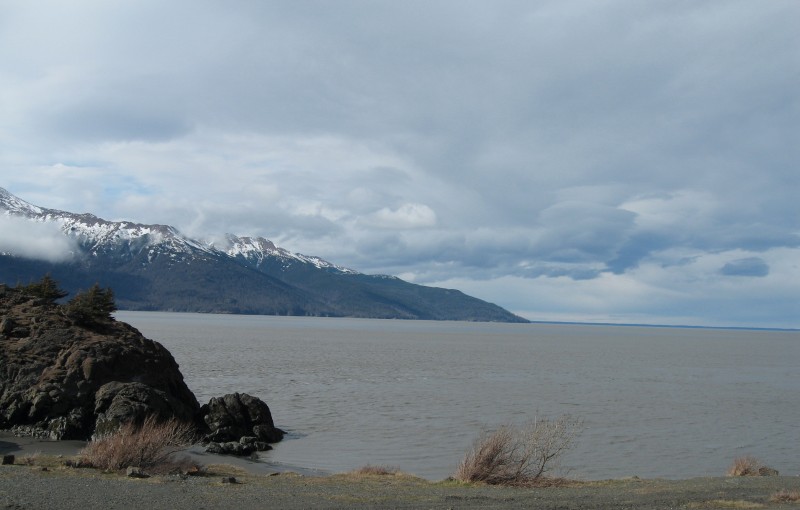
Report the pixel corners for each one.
[454,414,583,486]
[79,416,195,472]
[19,451,40,466]
[726,456,776,477]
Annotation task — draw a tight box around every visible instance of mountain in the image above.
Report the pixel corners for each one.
[0,188,527,322]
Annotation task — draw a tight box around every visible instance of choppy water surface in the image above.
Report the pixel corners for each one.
[117,312,800,480]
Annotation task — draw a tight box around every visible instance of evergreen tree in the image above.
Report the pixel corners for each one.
[21,275,69,303]
[65,283,117,327]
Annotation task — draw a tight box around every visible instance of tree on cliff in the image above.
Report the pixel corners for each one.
[20,274,68,303]
[65,283,117,327]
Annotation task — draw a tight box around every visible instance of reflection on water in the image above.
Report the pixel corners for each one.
[118,312,800,480]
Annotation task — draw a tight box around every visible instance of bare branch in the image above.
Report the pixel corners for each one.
[454,414,583,486]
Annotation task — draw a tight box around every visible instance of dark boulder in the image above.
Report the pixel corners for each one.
[93,381,195,438]
[200,393,284,452]
[0,317,14,336]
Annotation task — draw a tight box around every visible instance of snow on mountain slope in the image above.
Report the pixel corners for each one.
[1,187,216,261]
[1,187,352,271]
[223,234,358,274]
[0,188,44,216]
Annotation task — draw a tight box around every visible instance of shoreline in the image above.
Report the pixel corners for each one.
[2,434,799,509]
[0,431,326,478]
[3,431,796,482]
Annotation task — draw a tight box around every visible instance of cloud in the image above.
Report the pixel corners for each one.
[533,201,637,264]
[0,216,76,262]
[0,1,798,327]
[47,101,191,143]
[433,246,799,329]
[365,203,437,229]
[720,257,769,277]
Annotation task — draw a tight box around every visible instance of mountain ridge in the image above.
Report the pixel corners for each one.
[0,187,527,322]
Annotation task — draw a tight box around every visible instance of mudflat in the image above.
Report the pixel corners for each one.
[2,462,799,510]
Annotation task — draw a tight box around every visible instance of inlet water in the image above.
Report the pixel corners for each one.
[117,312,800,480]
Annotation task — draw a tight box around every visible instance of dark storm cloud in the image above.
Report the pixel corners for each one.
[721,257,770,278]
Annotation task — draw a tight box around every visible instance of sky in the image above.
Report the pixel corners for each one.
[1,1,798,328]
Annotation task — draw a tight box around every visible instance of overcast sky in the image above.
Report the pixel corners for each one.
[1,1,798,328]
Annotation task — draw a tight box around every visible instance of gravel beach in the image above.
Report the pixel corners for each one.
[2,461,800,509]
[3,433,799,509]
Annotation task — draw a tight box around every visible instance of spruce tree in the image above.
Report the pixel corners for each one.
[22,275,69,303]
[65,283,117,327]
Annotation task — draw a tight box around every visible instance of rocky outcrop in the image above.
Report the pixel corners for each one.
[0,283,285,455]
[0,284,198,439]
[200,392,284,455]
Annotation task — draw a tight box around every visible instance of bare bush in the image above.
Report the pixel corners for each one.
[454,415,583,486]
[79,416,195,472]
[455,425,516,484]
[726,456,775,477]
[20,451,41,466]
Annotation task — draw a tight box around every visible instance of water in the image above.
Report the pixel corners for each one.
[116,311,800,480]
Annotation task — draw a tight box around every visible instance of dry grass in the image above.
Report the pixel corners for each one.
[726,456,774,477]
[79,416,195,472]
[688,500,765,509]
[770,490,800,504]
[19,451,41,466]
[201,463,252,479]
[8,452,68,470]
[454,414,583,486]
[350,465,402,476]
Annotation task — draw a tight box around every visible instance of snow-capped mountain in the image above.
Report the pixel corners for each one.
[0,187,527,322]
[1,187,211,260]
[0,187,346,270]
[0,188,45,217]
[223,234,358,274]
